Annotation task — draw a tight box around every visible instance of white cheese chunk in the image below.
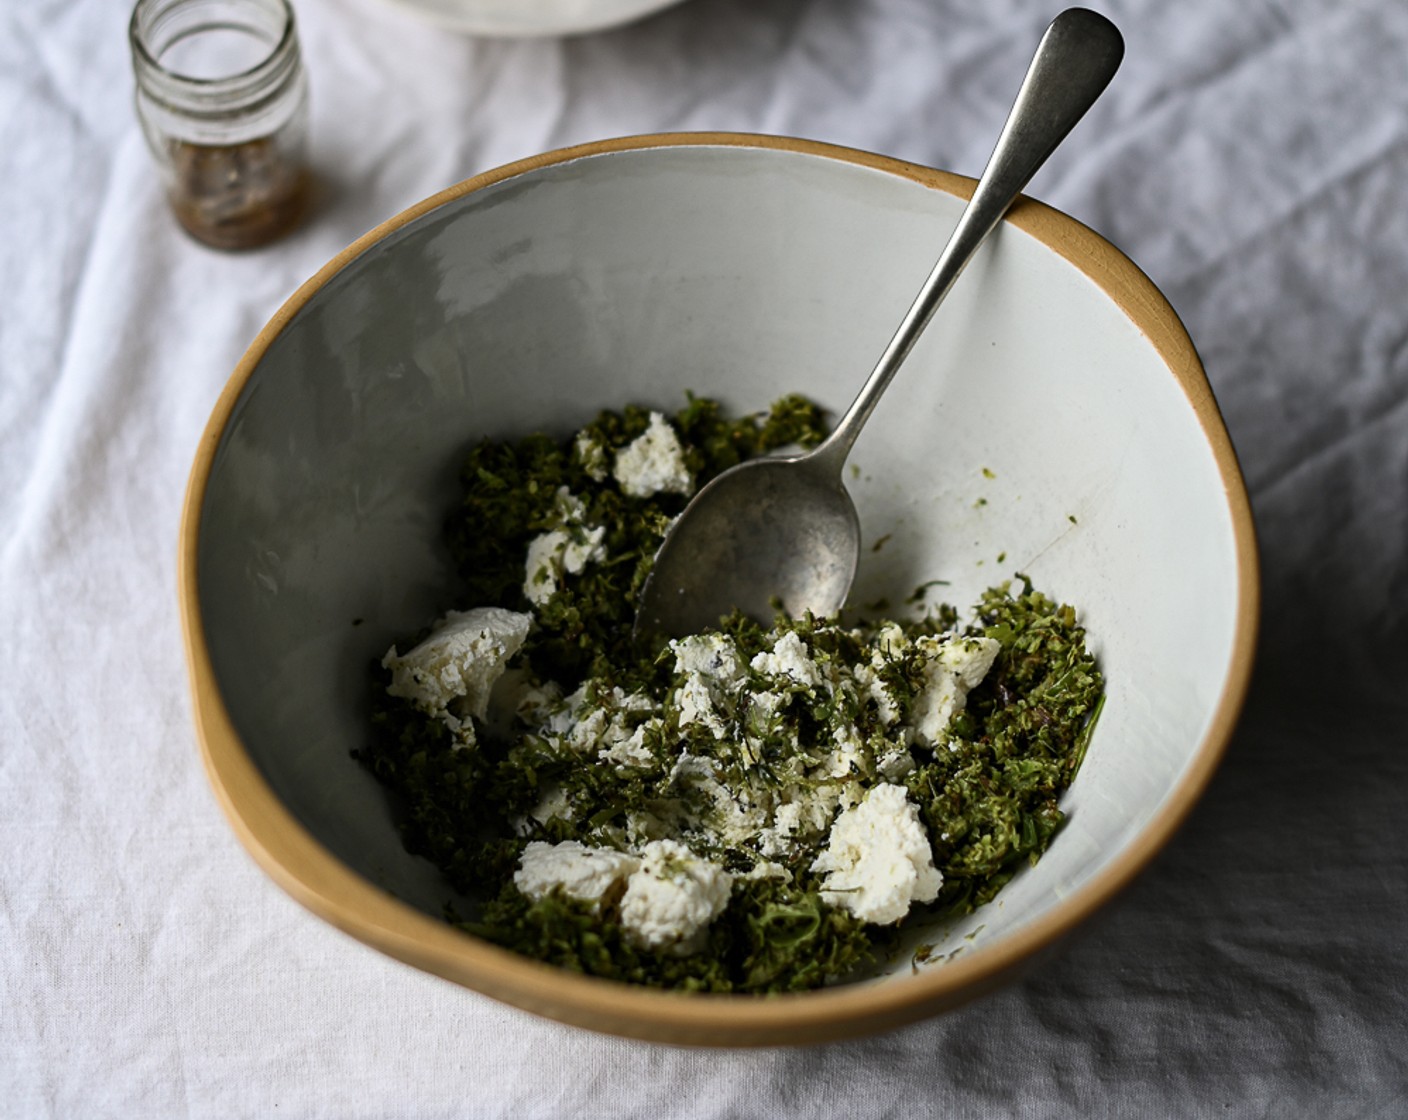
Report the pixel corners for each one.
[873,622,909,657]
[674,673,730,738]
[573,430,609,481]
[810,782,941,925]
[757,799,805,858]
[521,486,607,606]
[544,683,589,737]
[824,723,866,779]
[755,777,853,859]
[548,685,657,762]
[668,754,770,846]
[876,743,916,780]
[740,860,791,882]
[523,524,607,606]
[670,632,744,739]
[750,630,823,692]
[909,635,1001,747]
[852,622,911,726]
[619,839,733,954]
[612,411,693,498]
[381,607,531,737]
[514,840,640,907]
[852,662,901,727]
[671,632,744,680]
[523,531,569,606]
[598,718,661,770]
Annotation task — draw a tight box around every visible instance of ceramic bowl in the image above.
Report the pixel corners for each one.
[368,0,689,37]
[179,134,1258,1046]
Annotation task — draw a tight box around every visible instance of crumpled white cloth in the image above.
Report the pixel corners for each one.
[2,0,1405,1115]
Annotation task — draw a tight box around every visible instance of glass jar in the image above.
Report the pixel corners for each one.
[129,0,310,250]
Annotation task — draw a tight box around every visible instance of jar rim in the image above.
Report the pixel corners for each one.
[130,0,301,114]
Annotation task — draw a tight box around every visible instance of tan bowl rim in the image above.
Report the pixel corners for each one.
[178,131,1260,1046]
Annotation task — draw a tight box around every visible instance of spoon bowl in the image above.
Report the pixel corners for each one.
[635,451,858,638]
[636,7,1124,640]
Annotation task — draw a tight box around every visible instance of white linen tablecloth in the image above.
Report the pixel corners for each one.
[2,0,1405,1114]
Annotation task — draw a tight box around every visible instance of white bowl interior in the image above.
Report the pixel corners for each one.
[197,143,1242,976]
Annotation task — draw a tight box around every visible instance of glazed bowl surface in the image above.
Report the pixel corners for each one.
[180,133,1258,1046]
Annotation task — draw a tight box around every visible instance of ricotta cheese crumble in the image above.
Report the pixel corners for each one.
[618,839,734,953]
[514,837,733,954]
[612,410,694,498]
[381,607,530,744]
[811,783,942,924]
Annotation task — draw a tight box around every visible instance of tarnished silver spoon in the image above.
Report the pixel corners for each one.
[635,7,1123,642]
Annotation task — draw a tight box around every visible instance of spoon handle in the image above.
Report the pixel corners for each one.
[809,8,1124,473]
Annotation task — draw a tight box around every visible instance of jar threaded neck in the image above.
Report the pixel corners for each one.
[130,0,302,122]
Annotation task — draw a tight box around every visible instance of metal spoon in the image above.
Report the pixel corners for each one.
[635,7,1124,642]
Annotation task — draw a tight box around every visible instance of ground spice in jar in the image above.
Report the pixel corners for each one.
[166,136,309,250]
